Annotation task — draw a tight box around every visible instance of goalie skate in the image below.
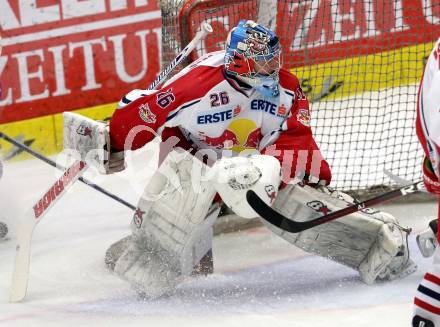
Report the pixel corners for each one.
[105,237,214,276]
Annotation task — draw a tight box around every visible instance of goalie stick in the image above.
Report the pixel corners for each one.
[0,131,136,211]
[147,22,213,90]
[246,181,425,234]
[10,160,87,302]
[9,23,213,302]
[9,112,100,302]
[383,168,429,193]
[383,169,439,254]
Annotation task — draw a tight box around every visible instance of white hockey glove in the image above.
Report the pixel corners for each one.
[63,113,125,174]
[212,155,281,218]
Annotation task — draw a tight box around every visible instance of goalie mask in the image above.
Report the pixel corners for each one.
[225,20,281,97]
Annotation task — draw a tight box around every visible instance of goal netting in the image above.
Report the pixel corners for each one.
[159,0,440,197]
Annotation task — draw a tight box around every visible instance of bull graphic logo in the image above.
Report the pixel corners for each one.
[242,128,261,148]
[297,109,311,126]
[225,51,254,76]
[199,130,239,149]
[133,208,145,228]
[138,104,156,123]
[198,119,262,152]
[307,200,331,215]
[76,124,92,138]
[265,185,277,204]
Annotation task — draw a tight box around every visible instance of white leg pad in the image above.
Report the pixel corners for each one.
[264,184,416,284]
[112,148,218,297]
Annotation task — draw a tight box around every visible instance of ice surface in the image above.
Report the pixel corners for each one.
[0,145,436,326]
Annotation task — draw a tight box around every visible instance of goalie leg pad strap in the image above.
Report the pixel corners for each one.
[265,184,415,284]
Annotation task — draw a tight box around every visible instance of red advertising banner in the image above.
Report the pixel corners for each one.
[274,0,440,67]
[187,0,440,66]
[0,0,162,124]
[2,0,440,125]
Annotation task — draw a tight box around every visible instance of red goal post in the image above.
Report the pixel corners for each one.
[159,0,440,198]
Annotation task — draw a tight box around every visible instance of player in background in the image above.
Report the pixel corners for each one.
[413,37,440,327]
[76,20,415,298]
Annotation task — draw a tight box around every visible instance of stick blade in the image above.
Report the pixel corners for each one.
[246,190,284,228]
[246,190,311,233]
[9,219,35,302]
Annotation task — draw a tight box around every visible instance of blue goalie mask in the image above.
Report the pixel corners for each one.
[224,20,281,97]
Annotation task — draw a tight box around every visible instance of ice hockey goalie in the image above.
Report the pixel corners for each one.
[74,19,417,298]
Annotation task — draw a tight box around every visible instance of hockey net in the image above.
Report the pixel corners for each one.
[159,0,440,198]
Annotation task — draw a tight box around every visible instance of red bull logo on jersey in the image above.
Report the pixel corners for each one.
[297,109,311,126]
[198,118,262,152]
[199,130,240,149]
[197,105,241,124]
[138,104,156,124]
[242,127,261,149]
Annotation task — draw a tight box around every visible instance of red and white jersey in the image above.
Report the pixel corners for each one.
[416,37,440,177]
[414,37,440,326]
[110,51,331,184]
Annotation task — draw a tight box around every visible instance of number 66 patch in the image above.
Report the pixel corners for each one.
[156,88,176,108]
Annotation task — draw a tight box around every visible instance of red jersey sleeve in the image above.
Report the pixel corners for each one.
[109,65,223,151]
[262,71,331,185]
